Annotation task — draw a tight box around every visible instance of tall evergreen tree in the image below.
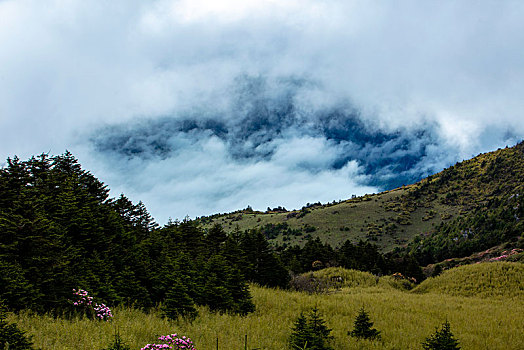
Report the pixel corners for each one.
[162,276,198,321]
[239,229,290,288]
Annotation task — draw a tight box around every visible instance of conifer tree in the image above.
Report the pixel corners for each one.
[162,277,198,321]
[101,330,131,350]
[306,308,334,350]
[422,320,460,350]
[289,308,333,350]
[289,312,310,350]
[0,303,36,350]
[348,307,381,340]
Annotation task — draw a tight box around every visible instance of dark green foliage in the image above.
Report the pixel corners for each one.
[101,331,131,350]
[279,238,423,283]
[289,308,333,350]
[261,223,302,239]
[0,304,36,350]
[338,240,388,275]
[0,152,256,317]
[161,277,198,321]
[422,321,460,350]
[289,313,309,349]
[0,261,36,312]
[201,254,254,314]
[348,307,381,340]
[280,238,335,275]
[410,192,524,266]
[238,229,290,288]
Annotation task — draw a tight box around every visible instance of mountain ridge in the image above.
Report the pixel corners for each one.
[199,141,524,258]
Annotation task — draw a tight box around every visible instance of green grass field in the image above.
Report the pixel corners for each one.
[8,262,523,350]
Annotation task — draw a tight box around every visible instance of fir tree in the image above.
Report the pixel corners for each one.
[0,303,36,350]
[161,277,198,321]
[348,307,381,340]
[289,312,310,350]
[306,308,334,350]
[288,308,333,350]
[101,330,131,350]
[422,320,460,350]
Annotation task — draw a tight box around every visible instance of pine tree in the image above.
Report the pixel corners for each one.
[289,312,311,350]
[288,308,333,350]
[422,320,460,350]
[306,308,334,350]
[0,304,36,350]
[162,277,198,321]
[348,307,381,340]
[101,330,131,350]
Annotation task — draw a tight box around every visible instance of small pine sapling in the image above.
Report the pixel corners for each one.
[422,320,460,350]
[288,307,333,350]
[289,313,310,350]
[101,330,131,350]
[348,307,381,340]
[0,304,36,350]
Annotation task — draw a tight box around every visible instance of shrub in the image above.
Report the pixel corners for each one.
[141,333,196,350]
[71,289,113,321]
[422,320,460,350]
[289,307,333,350]
[348,307,381,340]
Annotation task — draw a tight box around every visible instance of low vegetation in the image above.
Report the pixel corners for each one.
[7,270,523,349]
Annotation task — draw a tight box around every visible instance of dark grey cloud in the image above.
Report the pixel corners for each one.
[1,0,523,222]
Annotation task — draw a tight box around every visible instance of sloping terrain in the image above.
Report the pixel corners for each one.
[200,141,524,252]
[412,262,524,298]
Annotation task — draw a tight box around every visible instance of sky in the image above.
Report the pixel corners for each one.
[1,0,523,224]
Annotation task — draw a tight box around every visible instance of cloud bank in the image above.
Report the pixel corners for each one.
[1,0,523,222]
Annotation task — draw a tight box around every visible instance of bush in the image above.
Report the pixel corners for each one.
[422,320,460,350]
[289,308,333,350]
[348,307,381,340]
[141,333,196,350]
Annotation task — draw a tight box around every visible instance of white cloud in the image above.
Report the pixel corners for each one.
[1,0,523,222]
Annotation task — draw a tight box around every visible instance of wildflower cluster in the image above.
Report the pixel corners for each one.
[72,289,94,306]
[489,248,522,262]
[141,333,196,350]
[71,289,113,321]
[93,302,113,321]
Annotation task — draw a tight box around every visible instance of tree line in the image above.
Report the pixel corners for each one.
[0,152,424,319]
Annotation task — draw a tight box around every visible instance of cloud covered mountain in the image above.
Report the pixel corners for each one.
[1,0,523,222]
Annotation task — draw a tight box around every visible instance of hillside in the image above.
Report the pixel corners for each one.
[412,262,524,298]
[199,141,524,253]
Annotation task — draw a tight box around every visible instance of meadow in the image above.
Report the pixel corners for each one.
[7,262,523,350]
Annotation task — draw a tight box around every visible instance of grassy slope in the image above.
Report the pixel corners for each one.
[10,264,524,350]
[413,261,524,298]
[201,142,524,251]
[203,187,459,251]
